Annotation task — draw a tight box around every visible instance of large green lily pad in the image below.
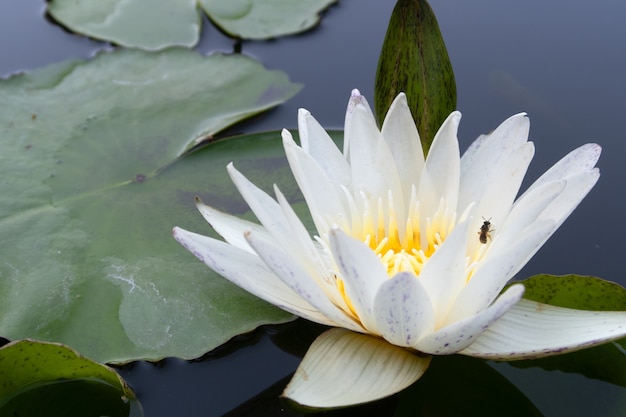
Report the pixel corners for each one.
[0,48,301,363]
[47,0,337,50]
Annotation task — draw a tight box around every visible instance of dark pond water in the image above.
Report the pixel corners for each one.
[3,1,626,416]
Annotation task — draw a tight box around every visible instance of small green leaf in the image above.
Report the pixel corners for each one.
[47,0,337,50]
[0,339,141,416]
[520,274,626,311]
[374,0,456,154]
[0,49,300,363]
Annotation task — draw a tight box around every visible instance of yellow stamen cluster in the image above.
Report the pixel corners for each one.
[361,203,453,278]
[329,192,472,324]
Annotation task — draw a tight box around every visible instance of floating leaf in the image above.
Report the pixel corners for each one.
[520,274,626,311]
[0,339,141,416]
[200,0,336,40]
[0,49,301,363]
[374,0,456,154]
[47,0,336,50]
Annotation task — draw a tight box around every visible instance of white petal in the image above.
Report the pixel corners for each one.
[343,88,374,158]
[346,94,404,218]
[417,220,471,324]
[195,198,264,254]
[373,272,435,347]
[245,229,365,333]
[330,228,388,333]
[283,130,348,234]
[227,163,294,248]
[381,93,425,202]
[491,180,565,252]
[521,143,601,196]
[459,113,530,186]
[516,143,600,233]
[462,142,535,255]
[461,298,626,360]
[283,328,431,408]
[416,284,525,354]
[297,109,352,189]
[446,221,554,323]
[273,186,329,278]
[534,170,600,226]
[172,227,332,325]
[417,112,461,242]
[274,186,352,313]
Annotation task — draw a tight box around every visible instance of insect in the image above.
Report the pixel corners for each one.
[478,217,493,244]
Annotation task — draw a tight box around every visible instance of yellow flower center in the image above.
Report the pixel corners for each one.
[362,201,454,277]
[331,194,461,322]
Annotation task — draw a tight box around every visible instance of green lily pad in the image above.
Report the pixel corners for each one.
[0,339,141,416]
[0,49,301,363]
[47,0,336,50]
[520,274,626,311]
[199,0,337,40]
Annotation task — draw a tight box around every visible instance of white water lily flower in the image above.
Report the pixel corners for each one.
[174,89,626,408]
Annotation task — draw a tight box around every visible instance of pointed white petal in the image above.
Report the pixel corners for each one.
[521,143,601,197]
[227,163,294,248]
[417,220,471,323]
[297,109,351,189]
[172,227,333,325]
[535,170,600,227]
[458,114,533,251]
[373,272,435,347]
[447,222,554,323]
[346,94,404,217]
[416,284,525,354]
[491,180,565,252]
[195,198,264,254]
[461,298,626,360]
[460,113,530,183]
[381,93,424,201]
[330,228,388,333]
[460,133,489,166]
[479,175,599,296]
[283,130,348,234]
[274,187,352,313]
[273,186,328,277]
[417,112,461,236]
[343,89,373,158]
[462,142,534,255]
[283,328,431,408]
[245,229,365,333]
